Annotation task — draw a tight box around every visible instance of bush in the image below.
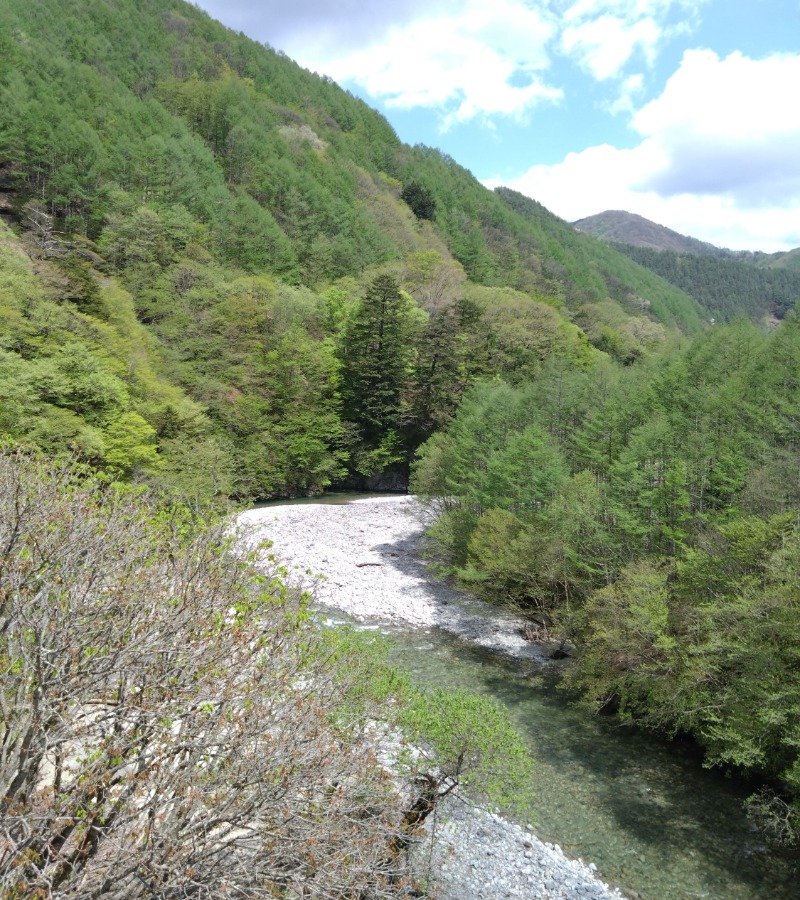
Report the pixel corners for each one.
[0,450,539,894]
[0,451,415,897]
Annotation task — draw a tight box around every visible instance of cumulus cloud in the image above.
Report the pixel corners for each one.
[192,0,562,126]
[300,0,700,122]
[561,14,661,80]
[317,1,561,128]
[488,50,800,251]
[633,50,800,207]
[559,0,703,80]
[194,0,699,128]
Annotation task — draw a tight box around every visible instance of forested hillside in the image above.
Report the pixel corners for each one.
[413,313,800,843]
[0,0,705,500]
[575,211,800,323]
[611,243,800,324]
[1,0,799,865]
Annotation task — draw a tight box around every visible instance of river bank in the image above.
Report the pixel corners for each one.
[237,496,624,899]
[237,495,799,900]
[239,496,553,661]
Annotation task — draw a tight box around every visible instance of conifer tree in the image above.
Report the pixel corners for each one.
[339,274,418,469]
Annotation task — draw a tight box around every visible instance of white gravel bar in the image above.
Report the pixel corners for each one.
[236,496,625,900]
[238,496,552,661]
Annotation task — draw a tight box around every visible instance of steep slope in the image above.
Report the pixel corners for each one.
[613,243,800,323]
[0,0,701,325]
[0,0,706,498]
[498,190,705,334]
[0,219,232,497]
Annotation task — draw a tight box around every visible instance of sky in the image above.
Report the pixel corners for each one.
[192,0,800,252]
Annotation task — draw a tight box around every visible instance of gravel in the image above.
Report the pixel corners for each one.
[236,496,626,900]
[412,796,624,900]
[238,496,552,662]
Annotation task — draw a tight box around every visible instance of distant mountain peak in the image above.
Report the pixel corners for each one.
[573,211,726,257]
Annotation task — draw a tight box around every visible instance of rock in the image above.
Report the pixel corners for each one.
[236,499,627,900]
[408,795,625,900]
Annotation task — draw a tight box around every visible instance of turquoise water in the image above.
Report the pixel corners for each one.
[383,627,799,900]
[265,495,799,898]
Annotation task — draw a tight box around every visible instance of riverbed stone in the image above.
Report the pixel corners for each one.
[237,498,626,900]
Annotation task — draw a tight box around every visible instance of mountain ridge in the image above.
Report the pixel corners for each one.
[574,208,800,268]
[574,209,726,256]
[574,210,800,323]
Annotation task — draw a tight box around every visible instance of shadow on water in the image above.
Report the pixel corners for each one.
[252,491,407,508]
[273,497,799,899]
[385,630,800,900]
[371,529,799,899]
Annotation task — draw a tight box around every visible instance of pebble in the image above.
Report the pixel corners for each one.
[410,796,625,899]
[238,497,555,662]
[236,498,627,900]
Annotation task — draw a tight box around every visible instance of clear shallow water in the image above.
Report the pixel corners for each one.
[380,626,799,900]
[267,496,799,899]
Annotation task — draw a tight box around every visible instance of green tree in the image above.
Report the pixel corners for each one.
[398,686,535,818]
[339,274,419,471]
[102,411,159,475]
[400,180,436,221]
[407,309,464,441]
[565,559,676,718]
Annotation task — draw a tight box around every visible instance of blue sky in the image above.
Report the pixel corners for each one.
[193,1,800,252]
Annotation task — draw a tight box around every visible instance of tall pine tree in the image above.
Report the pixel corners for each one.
[339,274,418,472]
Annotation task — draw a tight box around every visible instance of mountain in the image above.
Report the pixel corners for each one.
[0,0,704,501]
[575,211,800,323]
[575,209,800,269]
[573,210,730,256]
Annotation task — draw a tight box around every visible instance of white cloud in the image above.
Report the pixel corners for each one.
[633,49,800,207]
[606,73,645,115]
[194,0,700,129]
[487,50,800,251]
[193,0,433,55]
[561,14,661,80]
[563,0,686,22]
[559,0,704,81]
[634,49,800,141]
[314,0,561,128]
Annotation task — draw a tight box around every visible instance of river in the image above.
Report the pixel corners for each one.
[242,495,799,899]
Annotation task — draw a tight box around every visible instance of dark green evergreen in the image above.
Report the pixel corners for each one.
[611,242,800,323]
[338,274,418,473]
[401,180,437,221]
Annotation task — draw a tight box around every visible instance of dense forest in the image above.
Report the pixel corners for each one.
[574,211,800,324]
[412,314,800,844]
[610,242,800,324]
[0,0,798,867]
[0,0,707,502]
